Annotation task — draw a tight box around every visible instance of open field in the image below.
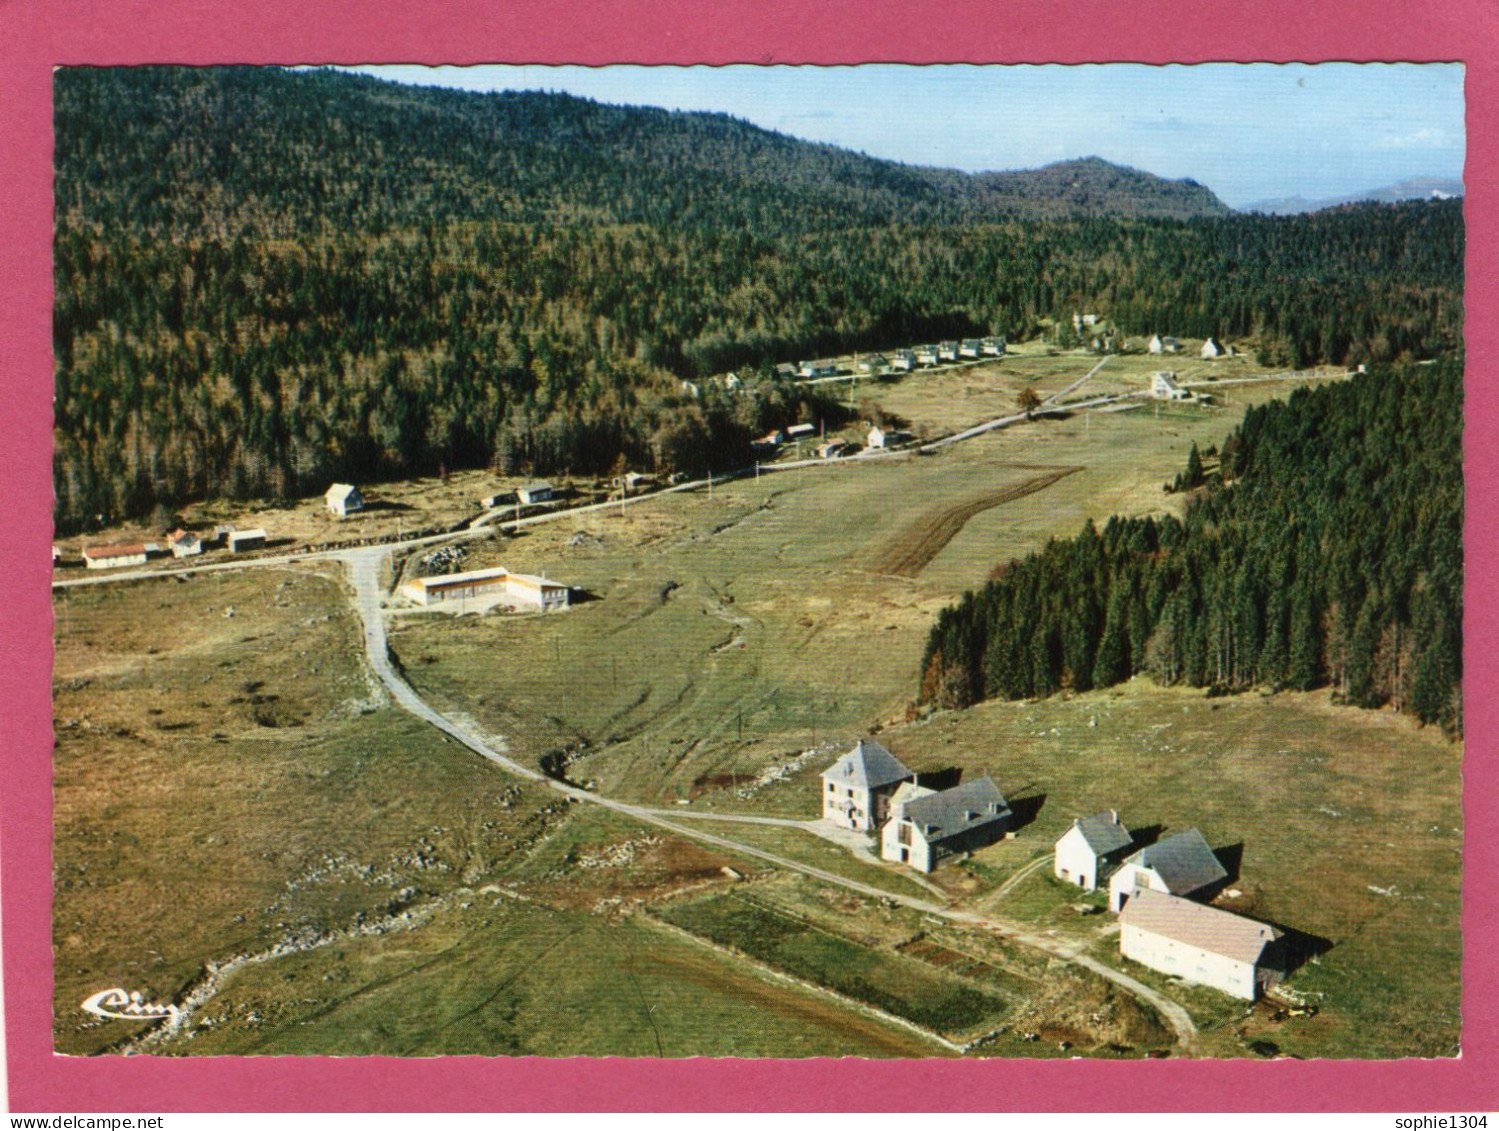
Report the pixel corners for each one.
[392,376,1322,809]
[53,363,1453,1059]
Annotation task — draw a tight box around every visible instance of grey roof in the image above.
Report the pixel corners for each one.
[902,776,1011,844]
[1120,888,1282,966]
[822,739,912,791]
[1124,828,1227,896]
[1071,811,1133,856]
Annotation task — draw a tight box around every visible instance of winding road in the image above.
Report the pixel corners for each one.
[338,544,1201,1052]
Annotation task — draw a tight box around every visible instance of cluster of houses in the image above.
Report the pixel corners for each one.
[822,740,1014,874]
[72,525,268,570]
[399,565,570,612]
[780,337,1008,382]
[820,740,1289,1002]
[1149,334,1235,360]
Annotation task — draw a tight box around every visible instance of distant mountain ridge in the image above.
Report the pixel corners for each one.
[1243,176,1464,215]
[54,66,1232,232]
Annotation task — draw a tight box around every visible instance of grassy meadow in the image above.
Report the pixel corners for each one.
[53,352,1455,1060]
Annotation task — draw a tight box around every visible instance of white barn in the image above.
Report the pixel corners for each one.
[1119,888,1284,1001]
[1201,337,1229,359]
[1108,827,1228,912]
[820,739,912,833]
[1054,810,1133,892]
[881,776,1012,873]
[325,483,364,517]
[1148,334,1182,355]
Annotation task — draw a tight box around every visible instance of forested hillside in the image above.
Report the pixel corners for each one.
[919,361,1463,732]
[52,66,1465,531]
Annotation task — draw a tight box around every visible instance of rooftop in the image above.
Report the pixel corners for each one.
[901,776,1011,843]
[1123,828,1228,896]
[1067,810,1133,856]
[1120,888,1282,966]
[822,739,912,791]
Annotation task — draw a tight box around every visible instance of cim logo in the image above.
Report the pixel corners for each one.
[81,987,180,1021]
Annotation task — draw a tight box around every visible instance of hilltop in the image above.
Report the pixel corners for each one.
[55,67,1231,233]
[1243,176,1465,215]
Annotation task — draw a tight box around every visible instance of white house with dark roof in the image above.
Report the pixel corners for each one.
[1149,334,1182,355]
[325,482,364,518]
[820,740,913,832]
[981,336,1007,356]
[882,776,1012,872]
[1200,336,1230,359]
[1119,888,1284,1000]
[1108,827,1228,912]
[1054,810,1133,892]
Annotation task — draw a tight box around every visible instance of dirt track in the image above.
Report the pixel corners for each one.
[868,466,1083,578]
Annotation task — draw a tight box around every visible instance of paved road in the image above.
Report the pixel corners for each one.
[337,544,1201,1052]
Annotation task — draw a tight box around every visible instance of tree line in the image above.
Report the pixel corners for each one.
[919,361,1463,733]
[52,66,1465,532]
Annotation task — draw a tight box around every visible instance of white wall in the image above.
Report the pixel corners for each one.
[1054,827,1099,890]
[1120,923,1259,1000]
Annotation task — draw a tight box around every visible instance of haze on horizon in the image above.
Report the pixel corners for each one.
[333,62,1464,210]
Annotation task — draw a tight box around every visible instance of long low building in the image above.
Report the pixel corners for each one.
[1119,888,1284,1001]
[400,565,569,611]
[82,543,154,570]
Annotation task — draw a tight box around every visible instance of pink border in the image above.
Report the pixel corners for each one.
[3,0,1495,1113]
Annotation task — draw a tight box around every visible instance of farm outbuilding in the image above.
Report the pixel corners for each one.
[821,740,913,832]
[325,483,364,517]
[227,529,268,553]
[166,529,203,558]
[1200,337,1232,359]
[1109,827,1228,912]
[1149,334,1182,355]
[881,776,1012,873]
[1118,888,1284,1000]
[517,482,556,506]
[400,566,569,611]
[82,544,150,570]
[867,426,914,449]
[1054,810,1133,892]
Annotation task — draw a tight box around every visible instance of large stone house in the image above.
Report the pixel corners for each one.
[1119,888,1284,1000]
[1108,827,1228,912]
[820,740,913,832]
[1054,810,1133,892]
[880,776,1012,873]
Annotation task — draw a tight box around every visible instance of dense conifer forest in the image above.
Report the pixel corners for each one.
[919,361,1463,732]
[52,66,1464,531]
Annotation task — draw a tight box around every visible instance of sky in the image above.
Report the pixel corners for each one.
[338,63,1465,209]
